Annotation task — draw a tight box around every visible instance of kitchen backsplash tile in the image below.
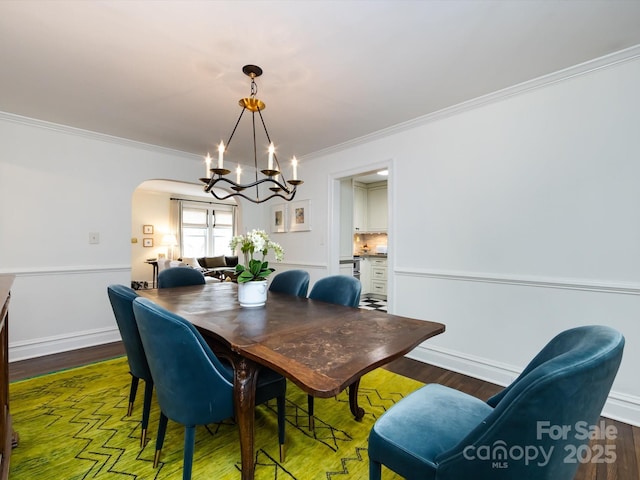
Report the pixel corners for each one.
[354,232,388,255]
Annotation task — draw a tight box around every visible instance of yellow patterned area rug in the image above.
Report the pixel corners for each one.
[9,357,423,479]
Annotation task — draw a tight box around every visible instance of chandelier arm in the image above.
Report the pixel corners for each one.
[225,107,247,150]
[251,110,260,201]
[206,176,293,193]
[210,189,297,203]
[206,176,297,203]
[257,108,288,183]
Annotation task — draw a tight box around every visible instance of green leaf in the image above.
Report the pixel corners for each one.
[238,270,255,282]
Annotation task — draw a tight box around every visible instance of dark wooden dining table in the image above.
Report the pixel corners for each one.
[138,282,445,480]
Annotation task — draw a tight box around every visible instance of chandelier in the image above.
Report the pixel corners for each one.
[200,65,303,204]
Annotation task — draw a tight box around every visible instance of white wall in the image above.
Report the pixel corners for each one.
[1,50,639,425]
[131,189,173,284]
[0,115,203,359]
[270,54,640,424]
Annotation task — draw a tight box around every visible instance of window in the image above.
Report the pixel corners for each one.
[180,203,235,258]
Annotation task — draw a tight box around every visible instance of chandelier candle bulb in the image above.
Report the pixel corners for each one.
[217,141,225,169]
[292,157,298,180]
[268,143,274,171]
[205,153,212,176]
[236,165,242,183]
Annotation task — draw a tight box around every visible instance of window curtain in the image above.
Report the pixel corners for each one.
[169,198,182,258]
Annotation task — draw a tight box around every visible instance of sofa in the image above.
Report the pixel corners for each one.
[196,255,239,281]
[155,256,238,283]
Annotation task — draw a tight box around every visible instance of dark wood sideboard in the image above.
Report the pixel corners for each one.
[0,275,14,480]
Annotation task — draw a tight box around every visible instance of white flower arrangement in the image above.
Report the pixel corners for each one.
[229,229,284,283]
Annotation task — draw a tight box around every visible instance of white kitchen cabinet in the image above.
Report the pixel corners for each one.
[368,257,387,298]
[372,266,387,282]
[371,281,387,296]
[360,256,371,295]
[353,181,387,232]
[353,183,367,232]
[366,182,387,232]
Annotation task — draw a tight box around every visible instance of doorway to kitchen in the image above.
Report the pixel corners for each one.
[329,161,392,313]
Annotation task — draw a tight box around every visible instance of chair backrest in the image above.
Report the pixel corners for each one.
[132,297,234,426]
[269,270,310,297]
[436,325,625,479]
[157,267,205,288]
[107,284,151,381]
[308,275,361,308]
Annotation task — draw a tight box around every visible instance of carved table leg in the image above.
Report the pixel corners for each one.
[232,355,260,480]
[348,378,365,420]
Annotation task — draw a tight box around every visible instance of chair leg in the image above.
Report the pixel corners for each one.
[277,394,286,462]
[154,412,169,468]
[127,375,140,416]
[369,459,382,480]
[183,426,196,480]
[307,394,315,431]
[140,380,154,448]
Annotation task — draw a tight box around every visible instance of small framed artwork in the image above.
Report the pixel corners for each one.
[143,238,154,247]
[271,204,287,233]
[289,199,311,232]
[143,225,154,234]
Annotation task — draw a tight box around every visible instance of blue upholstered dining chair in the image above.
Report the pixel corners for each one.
[308,274,361,308]
[106,284,154,447]
[157,266,205,288]
[268,269,310,297]
[132,297,286,480]
[306,274,362,429]
[368,325,625,480]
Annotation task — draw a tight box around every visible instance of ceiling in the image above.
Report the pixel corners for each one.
[2,1,640,173]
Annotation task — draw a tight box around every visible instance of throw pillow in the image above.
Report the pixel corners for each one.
[204,255,226,268]
[225,256,239,267]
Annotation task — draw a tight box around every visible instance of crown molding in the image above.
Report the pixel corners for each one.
[303,44,640,161]
[0,110,201,160]
[2,44,639,164]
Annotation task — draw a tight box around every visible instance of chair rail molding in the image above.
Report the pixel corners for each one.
[395,268,640,296]
[274,261,327,270]
[0,265,131,277]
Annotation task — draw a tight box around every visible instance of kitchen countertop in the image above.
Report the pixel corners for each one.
[354,254,387,258]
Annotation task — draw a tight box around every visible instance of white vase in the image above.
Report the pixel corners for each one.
[237,280,268,308]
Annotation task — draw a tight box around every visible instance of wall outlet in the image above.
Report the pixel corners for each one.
[89,232,100,244]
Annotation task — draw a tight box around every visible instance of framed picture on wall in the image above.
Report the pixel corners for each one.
[271,204,287,233]
[288,199,311,232]
[143,238,154,247]
[143,225,154,234]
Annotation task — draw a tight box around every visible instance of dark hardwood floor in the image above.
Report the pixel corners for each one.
[9,344,640,479]
[9,341,125,382]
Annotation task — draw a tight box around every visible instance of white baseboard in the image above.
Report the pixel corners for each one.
[407,344,640,427]
[10,328,640,427]
[9,327,122,362]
